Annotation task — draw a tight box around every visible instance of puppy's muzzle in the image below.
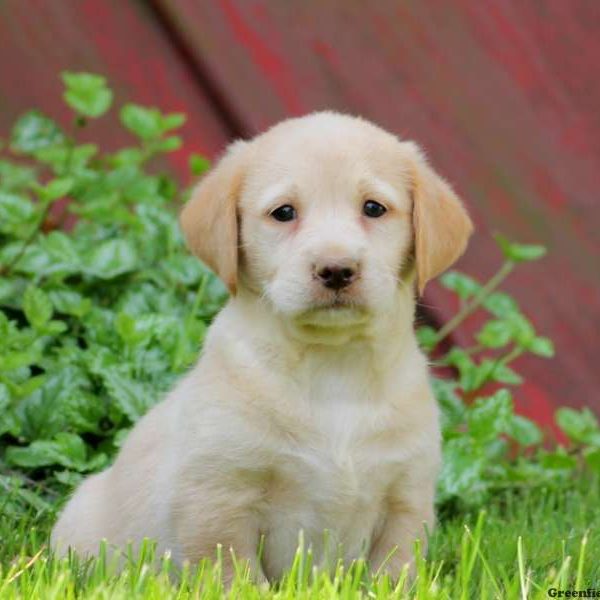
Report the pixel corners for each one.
[313,259,360,290]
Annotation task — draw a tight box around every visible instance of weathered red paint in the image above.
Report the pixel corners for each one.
[518,381,567,445]
[219,0,304,115]
[0,0,230,180]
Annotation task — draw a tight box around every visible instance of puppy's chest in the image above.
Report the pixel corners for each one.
[271,362,403,508]
[282,411,398,493]
[259,365,403,576]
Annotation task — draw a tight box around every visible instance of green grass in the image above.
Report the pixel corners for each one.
[1,476,599,599]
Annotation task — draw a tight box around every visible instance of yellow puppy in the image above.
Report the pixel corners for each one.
[52,112,473,583]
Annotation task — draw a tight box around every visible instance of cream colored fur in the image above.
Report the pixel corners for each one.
[51,112,473,583]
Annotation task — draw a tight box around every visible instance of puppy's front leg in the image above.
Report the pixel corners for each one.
[173,484,267,586]
[368,478,436,579]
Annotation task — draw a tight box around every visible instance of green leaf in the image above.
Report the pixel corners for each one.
[0,279,16,302]
[48,289,92,318]
[437,437,487,505]
[41,231,81,268]
[416,325,438,352]
[189,153,211,176]
[0,383,19,436]
[467,389,513,442]
[439,271,481,300]
[540,449,577,471]
[0,242,53,276]
[113,428,132,448]
[528,336,555,358]
[506,313,536,347]
[0,348,40,371]
[97,366,156,421]
[433,379,465,432]
[491,363,523,385]
[15,367,91,441]
[448,355,498,393]
[61,390,107,434]
[40,319,68,336]
[54,470,84,487]
[445,348,484,392]
[83,239,139,279]
[483,292,520,318]
[507,415,542,447]
[115,312,148,346]
[0,159,37,192]
[62,72,113,118]
[556,407,600,445]
[0,192,36,233]
[111,147,144,167]
[34,143,97,174]
[120,104,163,140]
[161,254,204,286]
[0,475,53,512]
[23,285,53,330]
[155,135,182,153]
[445,347,473,372]
[69,193,129,223]
[494,234,547,263]
[14,374,47,399]
[162,113,186,131]
[10,110,66,153]
[37,177,74,202]
[584,447,600,472]
[0,378,16,405]
[476,320,512,349]
[5,432,106,471]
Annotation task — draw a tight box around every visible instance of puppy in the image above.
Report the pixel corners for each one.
[51,112,473,583]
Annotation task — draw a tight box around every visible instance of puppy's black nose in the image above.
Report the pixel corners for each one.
[316,264,358,290]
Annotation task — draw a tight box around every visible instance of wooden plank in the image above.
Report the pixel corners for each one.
[153,0,600,421]
[0,0,231,179]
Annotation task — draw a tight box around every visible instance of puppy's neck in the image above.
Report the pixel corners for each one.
[228,283,418,369]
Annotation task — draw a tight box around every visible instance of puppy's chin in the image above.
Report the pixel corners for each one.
[294,304,370,329]
[282,303,370,346]
[264,283,395,344]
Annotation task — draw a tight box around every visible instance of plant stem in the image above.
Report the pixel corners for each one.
[0,135,78,276]
[498,346,523,366]
[486,346,523,384]
[0,201,52,276]
[434,261,514,346]
[462,344,484,356]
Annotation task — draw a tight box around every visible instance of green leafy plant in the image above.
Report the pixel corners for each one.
[0,73,221,511]
[418,239,600,511]
[0,73,597,517]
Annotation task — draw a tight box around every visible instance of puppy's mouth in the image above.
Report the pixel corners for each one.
[295,293,369,328]
[308,287,365,311]
[315,296,355,310]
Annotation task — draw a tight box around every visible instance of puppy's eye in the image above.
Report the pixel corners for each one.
[270,204,297,222]
[363,200,387,218]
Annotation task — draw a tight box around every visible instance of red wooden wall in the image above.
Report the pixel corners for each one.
[1,0,599,425]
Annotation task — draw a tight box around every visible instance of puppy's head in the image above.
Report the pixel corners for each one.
[181,112,473,328]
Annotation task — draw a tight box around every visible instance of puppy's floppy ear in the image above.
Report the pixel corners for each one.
[179,141,249,294]
[407,143,474,295]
